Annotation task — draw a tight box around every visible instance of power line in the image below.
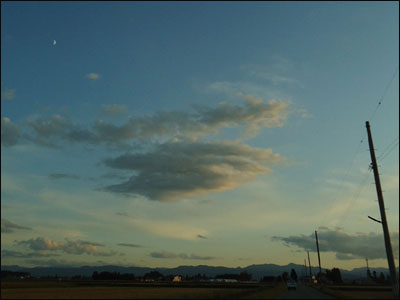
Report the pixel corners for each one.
[328,133,367,210]
[368,64,399,122]
[329,65,399,223]
[339,168,372,225]
[377,137,399,161]
[379,140,399,162]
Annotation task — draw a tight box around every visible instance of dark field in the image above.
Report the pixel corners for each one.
[1,280,287,299]
[316,284,395,299]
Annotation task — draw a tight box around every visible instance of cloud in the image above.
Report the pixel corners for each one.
[49,173,80,180]
[194,93,290,132]
[101,104,128,117]
[1,219,32,233]
[1,117,21,147]
[149,250,215,260]
[128,218,208,240]
[117,243,143,248]
[206,81,286,101]
[188,254,215,260]
[272,227,399,260]
[1,88,16,100]
[199,200,213,205]
[25,114,99,147]
[86,73,100,80]
[21,258,107,268]
[240,62,300,87]
[17,237,116,256]
[1,250,60,258]
[116,212,129,217]
[15,95,291,148]
[149,250,177,259]
[104,140,287,201]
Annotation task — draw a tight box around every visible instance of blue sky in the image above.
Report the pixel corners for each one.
[1,2,398,271]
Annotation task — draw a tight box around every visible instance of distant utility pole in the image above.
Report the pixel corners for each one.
[315,231,322,275]
[307,251,312,278]
[366,121,399,299]
[304,259,308,278]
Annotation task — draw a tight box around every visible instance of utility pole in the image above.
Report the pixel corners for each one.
[304,259,308,278]
[366,121,399,299]
[307,251,312,278]
[315,230,322,275]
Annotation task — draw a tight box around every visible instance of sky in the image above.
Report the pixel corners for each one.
[1,1,399,272]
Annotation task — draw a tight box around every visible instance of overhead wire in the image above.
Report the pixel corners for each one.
[330,65,399,226]
[377,137,399,161]
[368,64,399,123]
[339,169,372,225]
[379,140,399,162]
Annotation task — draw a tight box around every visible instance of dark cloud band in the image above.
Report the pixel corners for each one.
[272,227,399,260]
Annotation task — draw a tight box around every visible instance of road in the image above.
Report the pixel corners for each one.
[277,283,335,299]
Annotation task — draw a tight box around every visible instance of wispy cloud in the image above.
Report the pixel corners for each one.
[1,218,32,233]
[49,173,80,180]
[116,212,129,217]
[206,81,283,100]
[1,88,16,101]
[1,250,60,258]
[149,250,215,260]
[272,227,399,260]
[1,117,21,147]
[104,140,287,201]
[127,218,208,240]
[240,60,300,87]
[25,114,94,148]
[86,73,100,80]
[17,237,118,256]
[117,243,143,248]
[21,258,108,268]
[11,95,291,149]
[101,104,128,117]
[199,200,213,205]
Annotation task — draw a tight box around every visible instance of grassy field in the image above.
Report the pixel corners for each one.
[316,284,395,299]
[1,280,286,299]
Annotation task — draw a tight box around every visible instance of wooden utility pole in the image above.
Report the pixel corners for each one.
[366,121,399,299]
[307,250,312,278]
[315,230,322,275]
[304,259,308,278]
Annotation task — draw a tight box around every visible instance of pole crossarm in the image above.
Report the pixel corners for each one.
[368,216,382,223]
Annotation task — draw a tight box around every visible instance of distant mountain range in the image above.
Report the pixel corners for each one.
[2,263,397,280]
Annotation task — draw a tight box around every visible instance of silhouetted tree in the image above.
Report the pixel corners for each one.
[144,271,163,280]
[262,276,276,283]
[216,273,239,280]
[378,272,385,284]
[92,271,135,280]
[290,269,298,282]
[282,272,289,282]
[326,268,343,283]
[239,271,252,281]
[1,271,30,279]
[373,270,377,281]
[92,271,99,280]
